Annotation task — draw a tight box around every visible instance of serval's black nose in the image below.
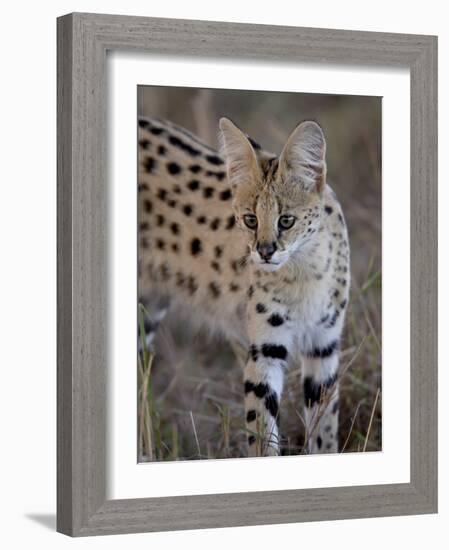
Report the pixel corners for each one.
[257,241,277,261]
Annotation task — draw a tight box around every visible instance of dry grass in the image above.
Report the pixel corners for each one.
[138,263,381,461]
[137,87,381,461]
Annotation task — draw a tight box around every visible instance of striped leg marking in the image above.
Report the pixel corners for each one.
[244,343,287,457]
[302,340,340,454]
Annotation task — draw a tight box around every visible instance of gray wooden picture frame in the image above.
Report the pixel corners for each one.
[57,12,438,537]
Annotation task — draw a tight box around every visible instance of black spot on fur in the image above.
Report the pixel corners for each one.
[325,310,340,328]
[171,243,179,253]
[268,313,284,327]
[167,199,177,208]
[305,340,339,359]
[156,214,165,227]
[140,237,149,249]
[214,245,223,258]
[157,188,167,201]
[303,378,321,408]
[176,272,186,287]
[261,344,288,361]
[168,134,201,157]
[256,303,267,314]
[248,285,255,299]
[144,157,156,173]
[158,145,167,156]
[338,213,344,224]
[226,215,236,230]
[183,204,193,216]
[317,436,322,449]
[197,216,207,225]
[244,380,269,398]
[304,374,337,408]
[170,222,180,235]
[246,410,257,423]
[248,435,256,445]
[244,380,254,394]
[206,170,226,181]
[209,282,221,298]
[191,238,202,256]
[187,276,198,295]
[189,164,202,174]
[229,283,240,292]
[254,383,269,398]
[167,162,182,175]
[249,345,258,362]
[319,313,329,324]
[144,200,153,213]
[187,180,200,191]
[231,256,248,274]
[210,218,221,230]
[139,221,149,231]
[206,154,224,166]
[211,261,221,272]
[156,239,165,250]
[324,205,333,215]
[138,182,149,192]
[265,392,279,419]
[203,186,215,198]
[219,189,232,201]
[138,119,148,128]
[139,139,151,149]
[149,125,164,135]
[172,184,182,194]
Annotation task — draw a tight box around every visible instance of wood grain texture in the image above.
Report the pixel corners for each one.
[57,13,74,536]
[56,12,438,536]
[409,37,438,508]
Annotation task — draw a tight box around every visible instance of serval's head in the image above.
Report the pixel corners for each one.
[219,117,327,272]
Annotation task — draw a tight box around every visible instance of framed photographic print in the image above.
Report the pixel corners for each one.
[57,13,437,536]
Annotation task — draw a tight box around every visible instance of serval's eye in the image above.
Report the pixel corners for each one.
[278,215,296,230]
[243,214,258,230]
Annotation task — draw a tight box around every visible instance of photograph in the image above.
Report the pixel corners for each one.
[137,86,382,462]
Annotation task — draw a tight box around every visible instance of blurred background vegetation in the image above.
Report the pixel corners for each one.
[138,86,381,461]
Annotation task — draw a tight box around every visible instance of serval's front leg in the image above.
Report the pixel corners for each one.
[244,299,292,457]
[301,340,340,454]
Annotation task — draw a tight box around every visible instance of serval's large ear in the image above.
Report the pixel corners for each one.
[219,117,261,187]
[279,121,326,193]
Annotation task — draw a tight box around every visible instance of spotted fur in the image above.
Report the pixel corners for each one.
[138,116,350,457]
